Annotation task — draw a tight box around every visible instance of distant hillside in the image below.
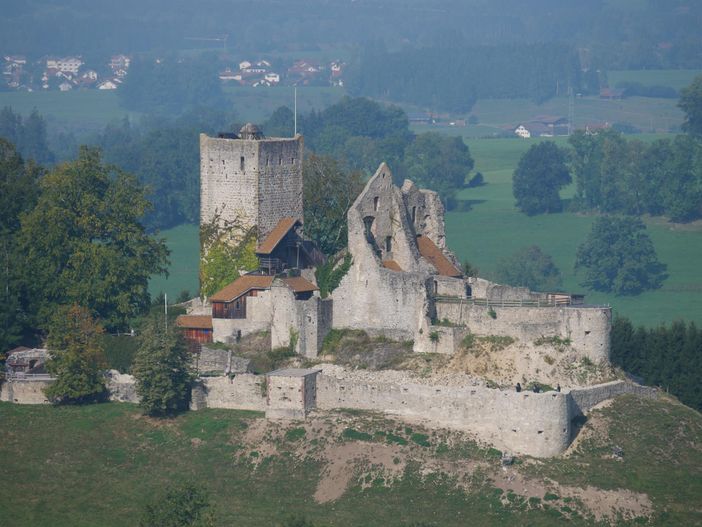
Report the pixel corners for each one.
[0,395,700,526]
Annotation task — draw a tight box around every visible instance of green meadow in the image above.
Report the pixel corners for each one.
[607,69,702,91]
[448,136,702,327]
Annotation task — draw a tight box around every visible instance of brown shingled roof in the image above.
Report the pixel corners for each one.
[382,260,403,272]
[281,276,318,293]
[209,275,274,302]
[256,217,301,255]
[176,315,213,329]
[416,235,462,277]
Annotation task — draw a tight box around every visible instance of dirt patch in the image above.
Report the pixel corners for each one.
[314,442,404,503]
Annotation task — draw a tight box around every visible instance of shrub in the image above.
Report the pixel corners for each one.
[285,427,306,442]
[487,308,497,319]
[342,428,373,441]
[410,432,431,447]
[429,331,440,343]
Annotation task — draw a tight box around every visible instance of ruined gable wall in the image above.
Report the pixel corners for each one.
[200,134,259,230]
[191,375,266,411]
[256,136,304,240]
[435,302,611,363]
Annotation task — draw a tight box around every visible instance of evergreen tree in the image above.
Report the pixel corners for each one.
[132,316,193,416]
[44,304,108,404]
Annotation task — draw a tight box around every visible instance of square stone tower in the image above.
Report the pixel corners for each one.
[200,123,304,241]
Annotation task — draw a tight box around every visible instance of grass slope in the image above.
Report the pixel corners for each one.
[606,69,702,91]
[148,223,200,300]
[0,395,700,526]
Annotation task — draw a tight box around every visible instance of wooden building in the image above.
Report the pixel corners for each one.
[175,315,213,344]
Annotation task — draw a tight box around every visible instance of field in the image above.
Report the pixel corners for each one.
[606,69,702,91]
[410,94,684,138]
[0,90,135,132]
[447,135,702,327]
[148,223,200,301]
[0,394,700,526]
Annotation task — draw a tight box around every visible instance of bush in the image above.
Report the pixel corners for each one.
[316,253,352,298]
[342,428,373,441]
[139,483,216,527]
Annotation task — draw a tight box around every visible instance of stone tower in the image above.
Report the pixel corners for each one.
[200,123,304,241]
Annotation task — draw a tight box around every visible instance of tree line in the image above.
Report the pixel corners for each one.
[347,43,593,113]
[611,316,702,412]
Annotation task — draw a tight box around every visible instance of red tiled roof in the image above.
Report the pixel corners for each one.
[209,275,274,302]
[282,276,318,293]
[416,235,462,277]
[256,217,301,255]
[175,315,213,329]
[382,260,403,272]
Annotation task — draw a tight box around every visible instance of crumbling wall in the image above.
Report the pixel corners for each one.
[316,373,571,457]
[270,283,298,350]
[266,375,307,419]
[435,302,611,363]
[105,371,138,403]
[569,380,658,416]
[191,375,266,411]
[0,379,53,404]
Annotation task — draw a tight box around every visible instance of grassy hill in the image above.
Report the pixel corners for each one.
[0,394,700,526]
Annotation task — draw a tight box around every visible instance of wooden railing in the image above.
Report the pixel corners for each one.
[434,296,605,308]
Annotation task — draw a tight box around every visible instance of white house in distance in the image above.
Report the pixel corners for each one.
[97,80,118,90]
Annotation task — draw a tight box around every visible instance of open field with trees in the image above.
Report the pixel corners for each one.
[0,395,700,526]
[607,69,702,92]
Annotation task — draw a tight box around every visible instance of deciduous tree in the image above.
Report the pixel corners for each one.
[44,304,108,404]
[19,147,169,330]
[494,246,562,292]
[679,74,702,136]
[575,216,667,295]
[512,141,571,215]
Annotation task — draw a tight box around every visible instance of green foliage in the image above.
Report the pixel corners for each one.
[611,316,702,411]
[19,146,169,330]
[132,316,193,416]
[403,132,474,207]
[199,211,258,298]
[487,308,497,319]
[44,304,108,404]
[568,129,702,222]
[315,253,352,298]
[534,336,572,352]
[575,216,667,295]
[679,75,702,136]
[512,141,571,215]
[0,106,54,164]
[410,433,431,447]
[139,483,216,527]
[460,333,475,350]
[0,138,42,350]
[303,154,364,255]
[119,55,224,114]
[428,331,440,343]
[494,245,563,292]
[284,427,306,442]
[349,43,582,112]
[341,428,373,441]
[102,335,139,373]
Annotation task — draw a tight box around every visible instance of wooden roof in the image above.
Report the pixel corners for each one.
[256,217,301,255]
[209,275,274,302]
[282,276,318,293]
[176,315,213,330]
[416,235,462,277]
[382,260,403,272]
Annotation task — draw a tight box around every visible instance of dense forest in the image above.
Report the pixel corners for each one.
[347,43,589,112]
[2,0,701,72]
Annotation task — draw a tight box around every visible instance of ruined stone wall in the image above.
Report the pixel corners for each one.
[0,379,53,404]
[435,302,611,362]
[191,375,266,411]
[316,373,571,457]
[105,371,138,403]
[270,284,298,350]
[569,381,658,416]
[256,137,304,240]
[266,375,307,419]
